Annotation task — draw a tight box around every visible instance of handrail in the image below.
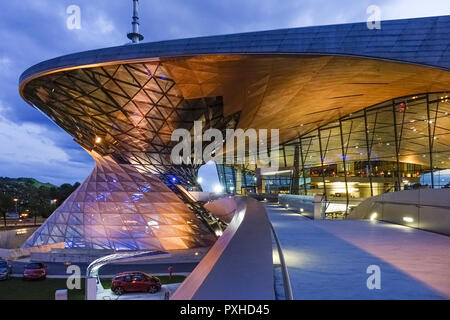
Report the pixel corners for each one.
[348,189,450,235]
[270,223,294,300]
[374,200,450,210]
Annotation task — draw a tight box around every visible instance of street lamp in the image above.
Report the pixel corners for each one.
[13,198,19,214]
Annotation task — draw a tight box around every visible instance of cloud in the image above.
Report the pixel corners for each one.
[68,8,122,46]
[0,56,12,76]
[379,0,450,20]
[0,57,11,66]
[96,15,115,34]
[0,102,93,185]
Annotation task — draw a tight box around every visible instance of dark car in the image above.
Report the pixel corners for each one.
[23,262,47,280]
[111,272,161,295]
[0,259,12,280]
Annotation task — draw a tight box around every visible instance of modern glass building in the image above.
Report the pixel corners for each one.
[19,15,450,249]
[220,93,450,213]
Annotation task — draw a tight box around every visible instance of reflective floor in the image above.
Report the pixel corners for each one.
[268,204,450,300]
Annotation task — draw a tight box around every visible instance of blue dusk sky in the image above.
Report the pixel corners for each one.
[0,0,449,189]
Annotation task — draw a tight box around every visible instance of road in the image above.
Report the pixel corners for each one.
[11,261,198,277]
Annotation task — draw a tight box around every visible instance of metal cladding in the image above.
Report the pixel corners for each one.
[19,16,450,250]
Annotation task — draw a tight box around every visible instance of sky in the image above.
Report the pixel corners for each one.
[0,0,449,188]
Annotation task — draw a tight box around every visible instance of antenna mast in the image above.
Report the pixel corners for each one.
[127,0,144,44]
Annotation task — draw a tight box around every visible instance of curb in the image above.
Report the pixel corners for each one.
[10,272,191,279]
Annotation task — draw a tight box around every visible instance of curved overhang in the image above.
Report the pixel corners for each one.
[20,55,450,147]
[19,15,450,152]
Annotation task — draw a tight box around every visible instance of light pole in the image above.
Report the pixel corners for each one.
[13,198,18,214]
[12,198,19,227]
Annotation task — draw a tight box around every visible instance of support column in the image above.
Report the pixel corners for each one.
[299,139,308,195]
[392,100,402,191]
[339,120,350,214]
[256,168,265,194]
[318,130,328,202]
[235,166,242,194]
[363,109,374,197]
[426,94,435,188]
[291,144,300,195]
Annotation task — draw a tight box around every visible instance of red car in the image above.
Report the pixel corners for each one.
[111,272,161,295]
[23,262,47,280]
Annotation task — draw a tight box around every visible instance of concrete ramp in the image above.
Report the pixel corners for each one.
[171,197,274,300]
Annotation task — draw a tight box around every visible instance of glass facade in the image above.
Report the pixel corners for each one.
[22,61,239,246]
[23,153,216,251]
[22,61,233,191]
[217,164,256,195]
[219,93,450,212]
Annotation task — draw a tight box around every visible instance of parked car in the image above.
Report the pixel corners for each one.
[5,212,19,220]
[111,272,161,295]
[19,212,30,220]
[23,262,47,280]
[0,259,12,280]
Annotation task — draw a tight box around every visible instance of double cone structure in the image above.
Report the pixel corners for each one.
[19,15,450,251]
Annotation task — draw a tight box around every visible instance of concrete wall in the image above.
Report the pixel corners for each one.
[188,192,216,202]
[0,242,65,260]
[0,227,38,249]
[31,249,114,263]
[204,197,237,224]
[348,189,450,235]
[278,194,325,219]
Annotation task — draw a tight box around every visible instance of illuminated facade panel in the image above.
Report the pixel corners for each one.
[23,152,216,251]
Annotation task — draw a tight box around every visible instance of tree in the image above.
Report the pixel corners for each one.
[0,193,13,227]
[0,178,82,224]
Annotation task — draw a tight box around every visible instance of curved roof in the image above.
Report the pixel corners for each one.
[18,15,450,162]
[20,15,450,86]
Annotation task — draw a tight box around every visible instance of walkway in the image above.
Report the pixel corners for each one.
[267,203,450,300]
